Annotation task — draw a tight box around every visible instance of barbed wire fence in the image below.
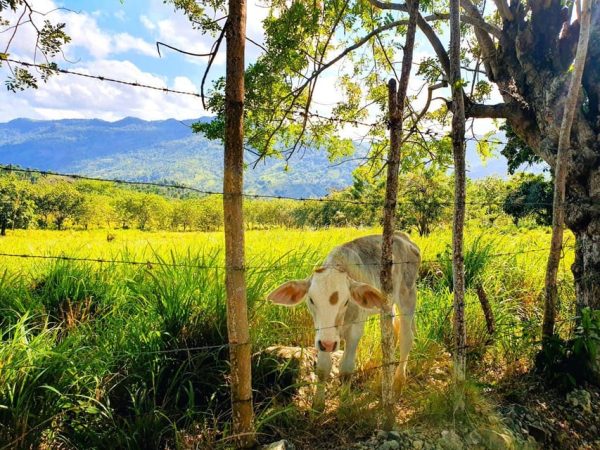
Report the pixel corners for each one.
[0,56,581,448]
[0,226,579,448]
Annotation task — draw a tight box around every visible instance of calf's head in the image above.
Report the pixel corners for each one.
[267,267,386,352]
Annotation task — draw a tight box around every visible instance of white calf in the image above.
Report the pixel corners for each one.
[267,233,420,389]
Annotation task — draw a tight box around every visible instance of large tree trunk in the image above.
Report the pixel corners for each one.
[571,213,600,313]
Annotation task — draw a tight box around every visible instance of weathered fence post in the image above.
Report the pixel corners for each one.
[379,0,419,430]
[449,0,467,383]
[380,78,400,431]
[223,0,255,447]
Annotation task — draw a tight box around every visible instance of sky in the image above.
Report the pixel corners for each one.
[0,0,501,140]
[0,0,270,121]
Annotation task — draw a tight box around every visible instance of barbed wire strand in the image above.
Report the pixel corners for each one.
[0,164,564,207]
[0,244,575,271]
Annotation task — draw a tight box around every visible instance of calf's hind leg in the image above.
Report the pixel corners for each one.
[394,287,417,389]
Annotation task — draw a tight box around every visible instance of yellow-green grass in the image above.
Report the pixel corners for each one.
[0,226,576,448]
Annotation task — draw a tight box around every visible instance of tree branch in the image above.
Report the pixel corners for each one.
[156,41,212,57]
[465,101,519,119]
[425,12,502,39]
[367,0,451,76]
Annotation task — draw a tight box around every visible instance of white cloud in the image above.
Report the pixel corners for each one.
[140,15,156,31]
[0,59,205,122]
[113,33,157,57]
[0,1,157,60]
[114,10,126,21]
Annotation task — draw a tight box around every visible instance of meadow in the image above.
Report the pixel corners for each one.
[0,226,577,449]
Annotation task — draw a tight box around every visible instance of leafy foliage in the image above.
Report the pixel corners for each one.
[1,2,69,91]
[503,174,553,226]
[500,123,545,175]
[536,308,600,389]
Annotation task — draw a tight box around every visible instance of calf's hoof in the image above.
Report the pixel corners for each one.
[393,374,407,396]
[339,372,353,384]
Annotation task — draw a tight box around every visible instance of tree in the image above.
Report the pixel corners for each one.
[35,180,84,230]
[214,0,599,315]
[0,173,35,235]
[544,0,594,341]
[503,174,553,226]
[467,176,509,226]
[397,171,452,236]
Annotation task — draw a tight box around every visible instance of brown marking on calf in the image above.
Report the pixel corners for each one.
[329,291,339,305]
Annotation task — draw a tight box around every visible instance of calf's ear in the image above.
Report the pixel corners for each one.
[267,279,310,306]
[349,280,387,310]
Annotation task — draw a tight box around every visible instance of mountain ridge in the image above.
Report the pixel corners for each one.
[0,117,513,197]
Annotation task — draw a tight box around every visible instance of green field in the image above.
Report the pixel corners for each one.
[0,227,576,448]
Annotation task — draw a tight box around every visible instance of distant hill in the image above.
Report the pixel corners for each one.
[0,117,520,197]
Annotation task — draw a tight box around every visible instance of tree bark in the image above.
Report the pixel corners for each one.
[223,1,254,447]
[449,0,467,383]
[476,283,495,338]
[0,217,6,236]
[573,216,600,313]
[543,0,593,340]
[379,0,419,430]
[381,78,400,430]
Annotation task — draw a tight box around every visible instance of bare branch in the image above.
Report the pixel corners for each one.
[367,0,451,76]
[201,21,227,109]
[156,41,212,57]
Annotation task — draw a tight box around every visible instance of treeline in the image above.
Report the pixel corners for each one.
[0,170,552,235]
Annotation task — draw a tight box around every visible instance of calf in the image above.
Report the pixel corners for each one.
[267,233,420,390]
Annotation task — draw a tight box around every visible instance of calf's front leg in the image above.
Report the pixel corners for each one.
[339,322,365,380]
[313,350,332,410]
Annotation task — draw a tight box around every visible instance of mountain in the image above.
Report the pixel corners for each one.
[0,117,359,197]
[0,117,519,197]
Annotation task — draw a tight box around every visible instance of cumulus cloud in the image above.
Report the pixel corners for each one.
[0,59,205,121]
[140,15,156,31]
[0,1,157,60]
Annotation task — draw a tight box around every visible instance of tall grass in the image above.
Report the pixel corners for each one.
[0,226,575,447]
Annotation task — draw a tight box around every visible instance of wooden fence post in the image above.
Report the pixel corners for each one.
[223,0,255,447]
[380,78,400,431]
[379,0,419,430]
[449,0,467,383]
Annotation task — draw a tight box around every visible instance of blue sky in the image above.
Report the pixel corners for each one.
[0,1,501,138]
[0,1,524,177]
[0,0,269,121]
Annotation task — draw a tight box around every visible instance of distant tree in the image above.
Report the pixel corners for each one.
[503,174,553,226]
[0,174,35,235]
[194,197,223,231]
[171,199,198,231]
[396,171,452,236]
[467,176,509,226]
[77,195,116,229]
[35,180,85,230]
